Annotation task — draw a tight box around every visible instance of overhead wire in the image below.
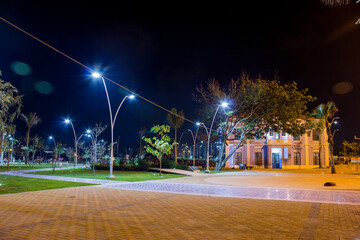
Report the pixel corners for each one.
[0,16,196,124]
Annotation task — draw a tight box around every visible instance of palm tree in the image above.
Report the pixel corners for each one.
[20,112,41,164]
[166,108,184,164]
[312,118,325,169]
[312,102,339,174]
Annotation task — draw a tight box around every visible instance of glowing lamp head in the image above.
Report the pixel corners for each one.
[196,122,201,126]
[128,94,135,99]
[64,119,70,124]
[91,72,101,78]
[221,102,228,108]
[86,129,91,134]
[49,136,53,140]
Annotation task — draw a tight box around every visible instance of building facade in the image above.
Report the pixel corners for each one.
[225,129,330,169]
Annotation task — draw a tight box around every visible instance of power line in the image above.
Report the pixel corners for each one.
[0,16,195,124]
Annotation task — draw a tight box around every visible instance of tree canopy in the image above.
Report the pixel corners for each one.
[194,74,315,170]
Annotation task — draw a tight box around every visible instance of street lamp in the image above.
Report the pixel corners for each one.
[49,136,57,166]
[199,101,228,173]
[188,126,200,167]
[91,72,135,179]
[64,118,78,168]
[9,136,14,163]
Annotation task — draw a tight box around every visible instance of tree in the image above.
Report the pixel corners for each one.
[0,73,22,163]
[20,112,41,164]
[138,127,147,160]
[29,135,44,163]
[166,108,185,164]
[312,118,326,168]
[312,101,339,174]
[342,140,360,171]
[90,123,107,176]
[194,74,315,171]
[143,125,175,176]
[52,142,66,172]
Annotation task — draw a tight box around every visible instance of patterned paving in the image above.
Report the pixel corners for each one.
[1,187,360,239]
[100,181,360,205]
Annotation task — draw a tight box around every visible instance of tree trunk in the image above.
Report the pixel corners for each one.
[174,129,177,164]
[25,128,30,165]
[159,155,162,177]
[319,138,323,169]
[330,145,336,174]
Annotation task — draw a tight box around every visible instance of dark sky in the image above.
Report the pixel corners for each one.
[0,1,360,151]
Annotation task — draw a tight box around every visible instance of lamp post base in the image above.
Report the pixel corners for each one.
[205,169,211,174]
[107,174,116,179]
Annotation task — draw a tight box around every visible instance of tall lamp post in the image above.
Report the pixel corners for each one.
[49,136,57,166]
[65,119,78,168]
[91,72,135,179]
[199,102,228,173]
[9,135,14,163]
[188,127,200,167]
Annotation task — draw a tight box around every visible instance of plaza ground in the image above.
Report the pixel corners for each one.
[0,166,360,239]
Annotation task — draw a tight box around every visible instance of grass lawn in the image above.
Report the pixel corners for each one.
[26,168,185,182]
[0,175,95,195]
[0,164,56,172]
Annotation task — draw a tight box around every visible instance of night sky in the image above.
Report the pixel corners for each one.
[1,1,360,151]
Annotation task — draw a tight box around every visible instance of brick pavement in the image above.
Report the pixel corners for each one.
[1,186,360,239]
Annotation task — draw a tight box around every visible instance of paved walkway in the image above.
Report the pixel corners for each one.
[1,168,360,239]
[2,168,360,205]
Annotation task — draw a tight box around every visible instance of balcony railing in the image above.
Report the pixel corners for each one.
[267,139,291,144]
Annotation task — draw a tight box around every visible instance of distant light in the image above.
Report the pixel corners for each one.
[9,138,13,141]
[92,72,101,78]
[221,102,228,108]
[196,122,201,126]
[334,120,338,124]
[86,129,91,133]
[49,136,53,139]
[86,134,91,137]
[128,94,135,99]
[64,119,70,124]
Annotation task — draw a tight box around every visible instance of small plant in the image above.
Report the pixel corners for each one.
[143,125,175,176]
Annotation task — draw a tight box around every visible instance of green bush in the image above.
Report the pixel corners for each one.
[94,159,150,172]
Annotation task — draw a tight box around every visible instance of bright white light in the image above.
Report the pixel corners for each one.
[86,129,91,133]
[49,136,53,139]
[92,72,101,78]
[64,119,70,124]
[128,94,135,99]
[221,102,228,108]
[196,122,201,126]
[334,120,338,124]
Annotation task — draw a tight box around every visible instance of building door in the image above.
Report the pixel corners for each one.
[272,153,281,168]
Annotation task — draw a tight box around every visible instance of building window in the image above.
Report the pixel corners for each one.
[275,132,280,139]
[269,129,274,136]
[312,129,320,141]
[281,131,286,137]
[313,152,320,165]
[234,152,242,165]
[293,135,300,141]
[294,152,301,165]
[284,148,288,159]
[255,152,262,166]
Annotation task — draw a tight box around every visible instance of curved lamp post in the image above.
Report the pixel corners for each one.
[91,72,135,179]
[188,127,200,167]
[49,136,57,166]
[65,119,78,168]
[198,101,228,173]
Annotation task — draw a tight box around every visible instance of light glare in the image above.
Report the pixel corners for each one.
[128,94,135,99]
[92,72,101,78]
[221,102,228,107]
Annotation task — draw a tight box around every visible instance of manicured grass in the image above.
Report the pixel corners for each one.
[26,168,185,182]
[0,164,56,172]
[0,175,95,195]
